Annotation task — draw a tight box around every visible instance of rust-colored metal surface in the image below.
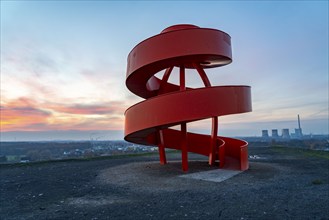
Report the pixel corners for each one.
[125,24,252,171]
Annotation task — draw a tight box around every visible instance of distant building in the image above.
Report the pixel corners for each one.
[292,128,303,138]
[20,156,31,163]
[282,129,290,139]
[295,115,303,138]
[262,130,269,138]
[290,115,304,139]
[272,129,279,139]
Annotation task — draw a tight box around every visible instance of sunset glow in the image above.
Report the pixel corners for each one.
[1,97,126,132]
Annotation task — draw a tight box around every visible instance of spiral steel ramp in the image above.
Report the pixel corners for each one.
[125,24,252,171]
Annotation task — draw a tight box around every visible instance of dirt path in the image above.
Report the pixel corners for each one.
[1,147,328,219]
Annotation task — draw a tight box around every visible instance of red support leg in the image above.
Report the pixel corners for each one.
[158,66,173,95]
[158,130,167,165]
[181,123,188,171]
[180,65,188,171]
[193,63,218,166]
[219,143,225,168]
[209,116,218,166]
[193,63,211,87]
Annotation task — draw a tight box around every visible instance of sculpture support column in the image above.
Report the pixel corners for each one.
[180,65,188,171]
[158,130,167,165]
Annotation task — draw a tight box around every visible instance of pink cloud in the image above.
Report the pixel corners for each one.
[47,103,126,115]
[1,97,125,132]
[1,97,52,131]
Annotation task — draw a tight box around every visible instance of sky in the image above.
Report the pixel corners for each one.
[1,1,328,141]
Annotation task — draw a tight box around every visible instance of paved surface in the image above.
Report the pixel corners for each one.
[1,146,329,220]
[179,168,242,183]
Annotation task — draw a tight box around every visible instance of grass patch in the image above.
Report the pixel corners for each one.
[0,151,160,168]
[271,146,329,159]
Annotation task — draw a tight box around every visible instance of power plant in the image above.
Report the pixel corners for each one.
[261,115,304,140]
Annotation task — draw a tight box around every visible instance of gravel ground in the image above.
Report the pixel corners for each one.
[1,146,328,220]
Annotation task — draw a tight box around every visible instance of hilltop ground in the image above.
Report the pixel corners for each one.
[1,146,328,220]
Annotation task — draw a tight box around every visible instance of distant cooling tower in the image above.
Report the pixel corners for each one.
[295,128,303,138]
[282,129,290,139]
[262,130,269,138]
[272,129,279,138]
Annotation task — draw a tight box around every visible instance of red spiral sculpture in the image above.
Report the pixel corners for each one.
[125,24,252,171]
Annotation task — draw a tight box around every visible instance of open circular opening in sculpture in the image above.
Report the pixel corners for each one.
[161,24,200,33]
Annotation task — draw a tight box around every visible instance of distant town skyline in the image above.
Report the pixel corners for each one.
[1,1,328,141]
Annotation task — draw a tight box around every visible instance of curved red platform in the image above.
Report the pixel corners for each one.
[125,24,252,171]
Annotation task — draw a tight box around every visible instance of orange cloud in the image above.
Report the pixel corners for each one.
[0,97,126,132]
[47,102,126,115]
[1,98,52,131]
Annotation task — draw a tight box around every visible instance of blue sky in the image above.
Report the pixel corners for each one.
[1,1,328,141]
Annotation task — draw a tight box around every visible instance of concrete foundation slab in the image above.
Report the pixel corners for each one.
[179,169,243,183]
